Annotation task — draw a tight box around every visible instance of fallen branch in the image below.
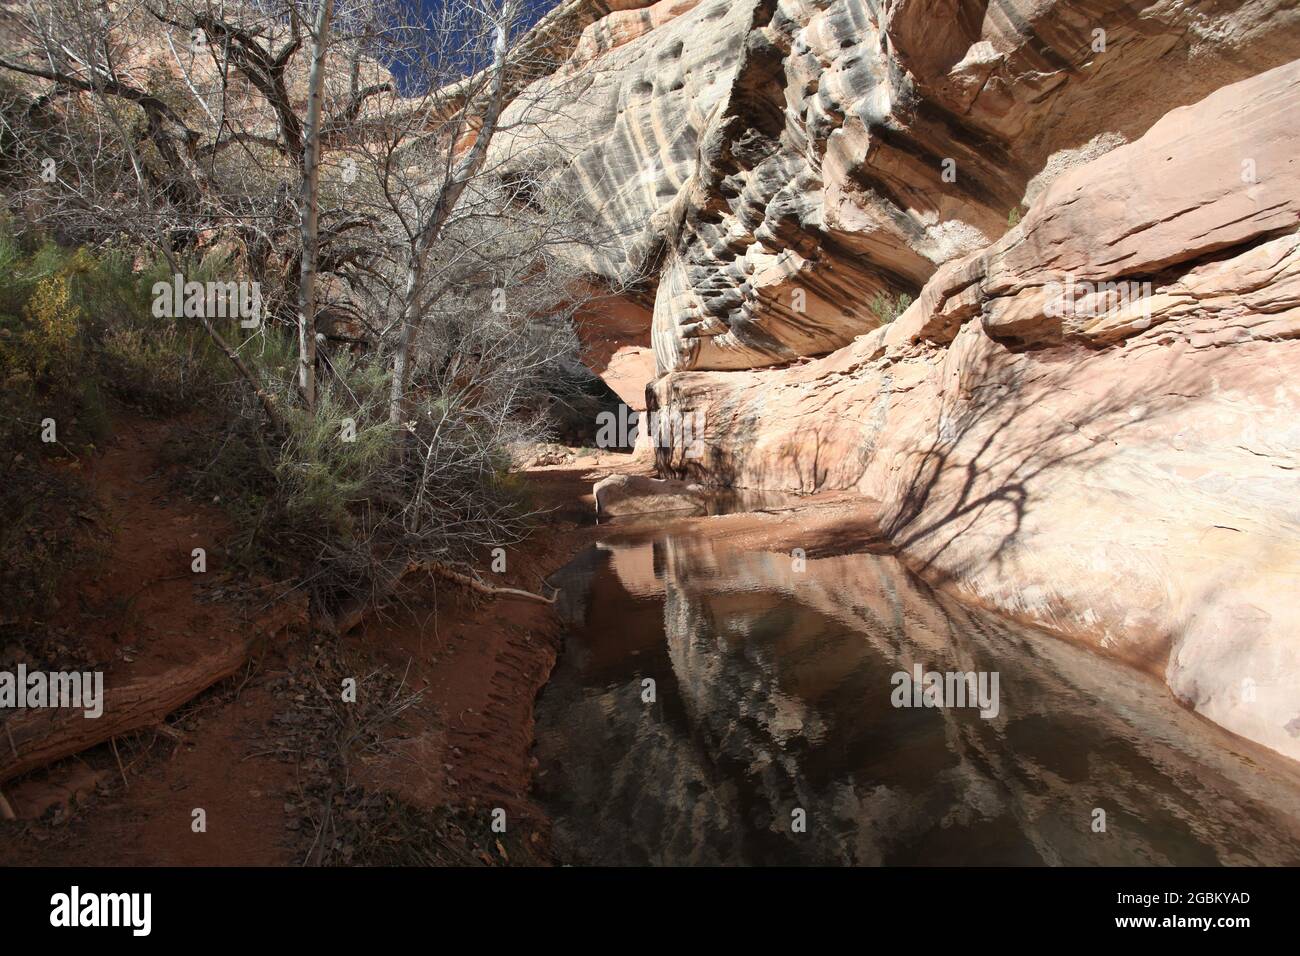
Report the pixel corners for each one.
[0,640,251,785]
[325,560,557,637]
[0,605,303,784]
[422,562,557,605]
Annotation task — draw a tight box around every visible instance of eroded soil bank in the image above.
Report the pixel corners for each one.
[0,419,629,866]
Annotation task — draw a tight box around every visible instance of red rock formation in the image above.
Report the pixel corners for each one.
[486,0,1300,759]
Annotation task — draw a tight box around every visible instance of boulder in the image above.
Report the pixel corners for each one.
[593,473,708,519]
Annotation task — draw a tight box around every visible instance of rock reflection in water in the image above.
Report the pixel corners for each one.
[533,534,1300,866]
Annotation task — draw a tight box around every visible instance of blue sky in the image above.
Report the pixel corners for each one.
[385,0,562,93]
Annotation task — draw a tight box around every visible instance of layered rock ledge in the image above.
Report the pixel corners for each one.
[500,0,1300,374]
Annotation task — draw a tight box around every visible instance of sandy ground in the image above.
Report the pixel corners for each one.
[0,422,641,866]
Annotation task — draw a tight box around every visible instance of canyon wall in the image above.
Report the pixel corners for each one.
[653,58,1300,760]
[501,1,1300,759]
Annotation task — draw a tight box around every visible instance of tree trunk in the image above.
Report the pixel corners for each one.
[297,0,335,412]
[0,640,251,784]
[388,258,422,426]
[0,600,304,784]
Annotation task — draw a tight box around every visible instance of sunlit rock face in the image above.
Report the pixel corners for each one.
[496,0,1300,373]
[649,59,1300,760]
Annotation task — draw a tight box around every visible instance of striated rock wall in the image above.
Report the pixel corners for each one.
[498,0,1300,375]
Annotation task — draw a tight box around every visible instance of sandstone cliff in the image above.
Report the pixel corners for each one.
[499,0,1299,372]
[502,0,1300,761]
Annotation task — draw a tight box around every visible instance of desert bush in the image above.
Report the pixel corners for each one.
[21,273,82,384]
[280,372,539,617]
[159,326,545,622]
[99,322,223,411]
[274,366,397,554]
[0,235,106,456]
[870,291,914,325]
[0,0,615,630]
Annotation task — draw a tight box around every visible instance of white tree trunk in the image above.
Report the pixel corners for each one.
[389,258,422,426]
[298,0,335,412]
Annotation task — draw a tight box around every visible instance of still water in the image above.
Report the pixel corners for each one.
[533,528,1300,865]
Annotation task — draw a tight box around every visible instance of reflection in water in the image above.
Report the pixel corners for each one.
[533,533,1300,866]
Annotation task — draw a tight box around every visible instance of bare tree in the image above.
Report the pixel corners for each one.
[383,0,518,426]
[0,0,638,622]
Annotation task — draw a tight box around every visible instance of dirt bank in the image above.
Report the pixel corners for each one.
[0,416,638,866]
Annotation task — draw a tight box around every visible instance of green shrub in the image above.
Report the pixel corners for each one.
[0,221,547,627]
[870,291,914,325]
[20,272,82,385]
[0,222,238,424]
[275,375,397,543]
